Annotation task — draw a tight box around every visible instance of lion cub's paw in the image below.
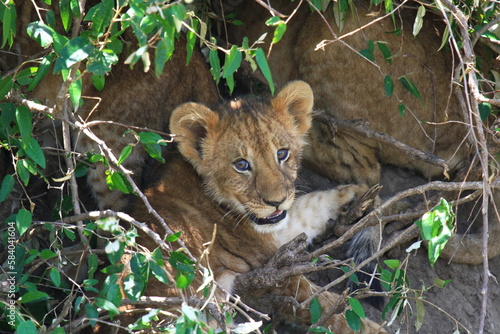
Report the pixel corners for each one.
[336,184,381,224]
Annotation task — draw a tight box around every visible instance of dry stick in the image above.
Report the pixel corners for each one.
[314,0,408,49]
[6,95,261,327]
[308,180,499,262]
[315,113,449,172]
[48,4,89,328]
[437,1,491,333]
[300,224,419,310]
[60,210,171,252]
[299,180,500,308]
[254,0,287,18]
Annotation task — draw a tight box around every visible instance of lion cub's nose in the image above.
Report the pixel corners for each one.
[264,198,286,209]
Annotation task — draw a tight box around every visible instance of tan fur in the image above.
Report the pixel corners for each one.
[124,82,386,332]
[229,0,467,185]
[228,1,500,265]
[30,36,218,211]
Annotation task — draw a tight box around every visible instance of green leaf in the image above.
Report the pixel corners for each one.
[433,277,451,288]
[69,71,82,109]
[272,22,287,44]
[85,0,113,34]
[20,290,50,303]
[186,19,199,65]
[169,251,195,288]
[309,297,322,324]
[400,75,422,101]
[154,38,173,77]
[87,49,119,75]
[16,67,37,85]
[348,298,366,318]
[124,45,148,67]
[384,0,395,25]
[50,267,61,287]
[166,231,182,242]
[255,48,275,95]
[438,23,451,51]
[138,131,163,144]
[359,40,375,62]
[106,171,131,194]
[54,37,93,73]
[144,143,165,163]
[413,5,426,37]
[130,253,148,277]
[0,174,14,203]
[16,208,32,237]
[176,274,190,289]
[332,0,348,32]
[209,47,221,84]
[226,72,235,95]
[16,160,30,186]
[92,74,105,91]
[26,21,55,48]
[50,327,66,334]
[347,270,360,285]
[83,278,99,293]
[85,303,99,327]
[123,273,146,302]
[345,309,361,332]
[95,297,120,319]
[15,320,37,334]
[150,261,169,284]
[223,45,242,78]
[28,53,56,91]
[101,263,125,275]
[414,198,455,266]
[384,75,393,97]
[398,103,406,117]
[40,249,58,260]
[377,42,392,64]
[70,0,81,17]
[60,0,72,32]
[2,4,16,48]
[170,4,187,32]
[102,275,122,307]
[117,145,133,166]
[384,259,400,269]
[415,299,425,331]
[0,74,14,101]
[0,102,16,132]
[479,102,492,121]
[265,16,282,26]
[74,296,84,313]
[88,253,98,279]
[265,17,287,44]
[105,239,125,264]
[24,137,46,169]
[128,309,160,331]
[16,105,33,140]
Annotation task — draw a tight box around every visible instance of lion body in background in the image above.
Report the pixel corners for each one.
[229,0,467,185]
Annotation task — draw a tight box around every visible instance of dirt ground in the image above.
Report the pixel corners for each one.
[300,165,500,334]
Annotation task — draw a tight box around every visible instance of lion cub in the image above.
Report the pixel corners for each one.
[129,81,386,333]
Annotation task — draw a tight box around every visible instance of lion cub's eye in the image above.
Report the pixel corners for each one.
[277,149,290,162]
[233,159,251,172]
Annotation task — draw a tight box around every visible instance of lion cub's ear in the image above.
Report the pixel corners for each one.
[170,102,219,164]
[271,81,314,135]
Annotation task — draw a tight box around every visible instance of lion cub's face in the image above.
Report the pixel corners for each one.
[170,81,313,231]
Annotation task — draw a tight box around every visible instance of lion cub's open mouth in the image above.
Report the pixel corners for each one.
[250,210,287,225]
